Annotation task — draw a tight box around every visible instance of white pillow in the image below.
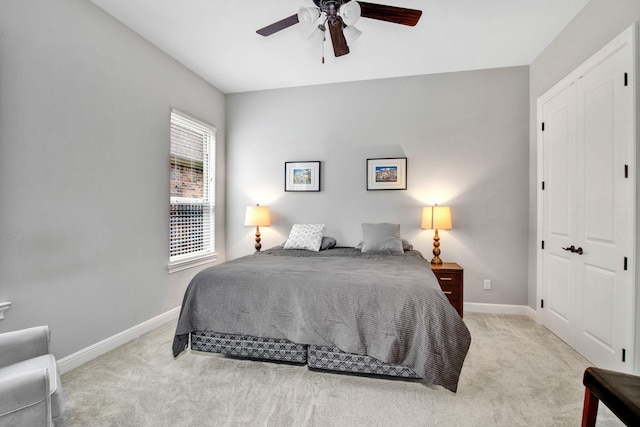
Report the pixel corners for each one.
[283,224,327,252]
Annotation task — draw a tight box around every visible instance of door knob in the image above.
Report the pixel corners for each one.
[561,245,583,255]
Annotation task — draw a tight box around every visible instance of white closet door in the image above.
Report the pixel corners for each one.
[541,82,576,346]
[573,40,634,372]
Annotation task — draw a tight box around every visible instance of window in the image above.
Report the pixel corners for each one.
[168,110,216,271]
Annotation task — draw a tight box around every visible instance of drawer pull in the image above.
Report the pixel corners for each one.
[443,291,453,295]
[440,277,453,281]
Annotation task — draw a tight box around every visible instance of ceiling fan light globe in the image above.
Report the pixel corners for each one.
[298,6,321,37]
[343,25,362,45]
[307,26,325,47]
[339,1,361,26]
[298,7,320,26]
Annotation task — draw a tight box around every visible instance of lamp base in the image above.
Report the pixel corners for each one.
[254,226,262,252]
[431,229,442,265]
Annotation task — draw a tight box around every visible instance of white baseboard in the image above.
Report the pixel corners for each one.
[464,302,536,319]
[58,306,180,374]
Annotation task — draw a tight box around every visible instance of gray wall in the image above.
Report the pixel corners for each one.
[227,67,530,306]
[0,0,227,358]
[528,0,640,308]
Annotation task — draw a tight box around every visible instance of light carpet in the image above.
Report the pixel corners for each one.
[59,313,623,426]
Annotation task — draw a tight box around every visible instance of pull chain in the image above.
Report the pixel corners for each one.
[319,20,327,64]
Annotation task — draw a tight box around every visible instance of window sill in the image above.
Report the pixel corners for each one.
[168,253,218,274]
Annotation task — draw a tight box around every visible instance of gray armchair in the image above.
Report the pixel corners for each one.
[0,326,65,427]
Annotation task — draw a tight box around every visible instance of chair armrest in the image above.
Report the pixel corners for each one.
[0,326,50,369]
[0,369,52,426]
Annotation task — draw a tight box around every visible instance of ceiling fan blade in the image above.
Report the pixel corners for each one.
[328,18,350,57]
[358,2,422,26]
[256,14,300,36]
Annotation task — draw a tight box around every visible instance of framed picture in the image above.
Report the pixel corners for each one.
[285,161,321,192]
[366,157,407,190]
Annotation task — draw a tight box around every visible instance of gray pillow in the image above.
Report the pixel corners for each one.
[320,236,337,250]
[356,238,413,251]
[401,239,413,251]
[360,223,404,254]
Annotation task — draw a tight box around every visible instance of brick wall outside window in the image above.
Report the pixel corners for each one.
[170,162,203,198]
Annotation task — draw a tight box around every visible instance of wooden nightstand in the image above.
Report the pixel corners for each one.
[431,262,464,317]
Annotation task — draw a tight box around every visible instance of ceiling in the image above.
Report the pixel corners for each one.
[90,0,590,94]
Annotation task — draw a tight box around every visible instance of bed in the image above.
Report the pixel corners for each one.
[173,241,471,392]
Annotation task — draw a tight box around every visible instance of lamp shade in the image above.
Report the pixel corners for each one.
[245,205,271,227]
[421,205,452,230]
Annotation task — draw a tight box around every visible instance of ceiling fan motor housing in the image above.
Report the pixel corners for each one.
[314,0,340,28]
[313,0,345,15]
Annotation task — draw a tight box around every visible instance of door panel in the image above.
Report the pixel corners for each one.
[583,79,615,242]
[545,254,572,344]
[547,100,572,238]
[581,264,615,351]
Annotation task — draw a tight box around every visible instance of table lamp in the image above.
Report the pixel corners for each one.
[244,204,271,252]
[421,204,452,265]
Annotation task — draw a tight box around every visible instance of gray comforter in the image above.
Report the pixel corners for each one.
[173,247,471,392]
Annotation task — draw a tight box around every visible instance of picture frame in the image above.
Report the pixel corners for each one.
[366,157,407,190]
[285,161,321,192]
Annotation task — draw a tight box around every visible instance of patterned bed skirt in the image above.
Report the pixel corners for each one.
[191,331,308,363]
[307,345,419,378]
[190,331,419,379]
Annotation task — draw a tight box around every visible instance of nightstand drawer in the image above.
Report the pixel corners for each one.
[439,282,460,305]
[433,273,461,287]
[438,281,460,295]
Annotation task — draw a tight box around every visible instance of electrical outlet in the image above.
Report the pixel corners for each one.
[484,279,491,290]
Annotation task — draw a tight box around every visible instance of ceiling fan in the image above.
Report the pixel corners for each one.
[257,0,422,60]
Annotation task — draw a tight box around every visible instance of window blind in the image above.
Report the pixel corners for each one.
[169,110,215,265]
